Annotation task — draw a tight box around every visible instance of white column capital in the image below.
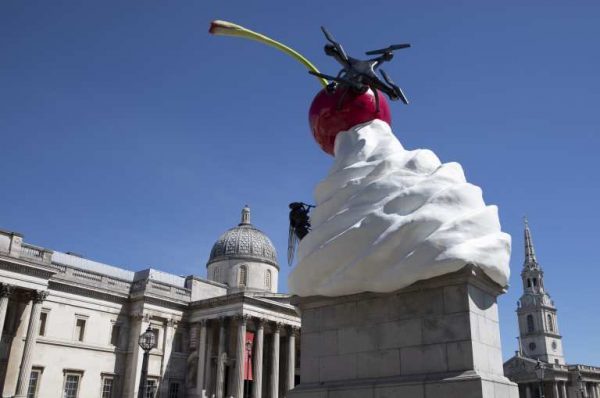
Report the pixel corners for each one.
[29,290,48,303]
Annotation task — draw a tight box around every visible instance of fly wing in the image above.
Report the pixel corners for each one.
[288,224,299,266]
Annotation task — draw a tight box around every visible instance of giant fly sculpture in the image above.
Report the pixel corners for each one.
[288,202,314,266]
[309,27,410,111]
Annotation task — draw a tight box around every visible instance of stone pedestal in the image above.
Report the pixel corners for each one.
[288,264,518,398]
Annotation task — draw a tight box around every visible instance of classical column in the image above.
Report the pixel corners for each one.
[15,290,47,397]
[121,313,150,397]
[216,317,227,398]
[0,284,13,336]
[287,327,297,393]
[553,382,559,398]
[205,322,214,397]
[252,319,265,398]
[160,319,176,397]
[196,320,208,396]
[561,382,567,398]
[270,323,282,398]
[234,315,248,398]
[525,384,532,398]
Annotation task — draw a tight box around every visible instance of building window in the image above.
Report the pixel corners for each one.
[27,367,43,398]
[527,315,534,333]
[527,279,532,288]
[74,318,86,342]
[145,379,158,398]
[547,314,554,332]
[265,270,272,290]
[239,265,248,287]
[213,266,220,282]
[169,381,181,398]
[110,323,121,346]
[533,278,537,287]
[63,373,81,398]
[39,311,48,336]
[101,375,114,398]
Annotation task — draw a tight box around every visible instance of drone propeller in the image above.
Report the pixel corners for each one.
[309,71,365,91]
[380,69,409,105]
[365,43,411,56]
[321,26,349,63]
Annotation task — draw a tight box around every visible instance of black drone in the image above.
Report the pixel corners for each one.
[309,27,410,111]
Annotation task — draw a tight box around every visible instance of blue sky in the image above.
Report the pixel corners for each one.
[1,1,599,363]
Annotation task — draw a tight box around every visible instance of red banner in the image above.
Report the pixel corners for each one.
[244,331,254,380]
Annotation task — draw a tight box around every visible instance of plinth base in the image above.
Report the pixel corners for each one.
[288,265,518,398]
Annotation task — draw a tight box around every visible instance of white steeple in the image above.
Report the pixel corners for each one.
[516,218,565,365]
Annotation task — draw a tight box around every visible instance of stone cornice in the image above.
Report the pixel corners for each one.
[291,263,505,307]
[0,256,56,279]
[190,292,299,317]
[140,294,190,311]
[48,280,129,304]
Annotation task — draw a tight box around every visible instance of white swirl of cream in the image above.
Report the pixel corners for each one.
[288,119,511,297]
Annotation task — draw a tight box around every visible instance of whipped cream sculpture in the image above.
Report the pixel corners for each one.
[289,119,511,296]
[210,21,511,296]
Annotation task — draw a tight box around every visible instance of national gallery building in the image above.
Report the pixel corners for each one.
[0,207,300,398]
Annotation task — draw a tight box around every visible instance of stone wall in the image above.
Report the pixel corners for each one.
[290,265,518,398]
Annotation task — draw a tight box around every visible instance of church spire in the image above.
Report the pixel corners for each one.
[524,217,538,268]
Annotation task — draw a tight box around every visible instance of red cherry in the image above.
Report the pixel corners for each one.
[309,87,392,155]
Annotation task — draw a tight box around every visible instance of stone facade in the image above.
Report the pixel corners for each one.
[289,264,518,398]
[0,207,300,398]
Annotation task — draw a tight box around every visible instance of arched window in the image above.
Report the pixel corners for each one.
[527,279,532,288]
[533,278,537,287]
[547,314,554,332]
[527,315,535,333]
[265,270,272,290]
[213,266,220,282]
[239,265,248,287]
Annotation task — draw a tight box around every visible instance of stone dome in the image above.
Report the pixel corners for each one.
[207,206,278,268]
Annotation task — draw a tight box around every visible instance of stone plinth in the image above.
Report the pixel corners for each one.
[288,264,518,398]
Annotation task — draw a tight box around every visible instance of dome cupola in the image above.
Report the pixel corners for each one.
[207,206,279,292]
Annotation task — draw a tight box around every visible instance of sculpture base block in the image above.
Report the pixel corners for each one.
[288,265,518,398]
